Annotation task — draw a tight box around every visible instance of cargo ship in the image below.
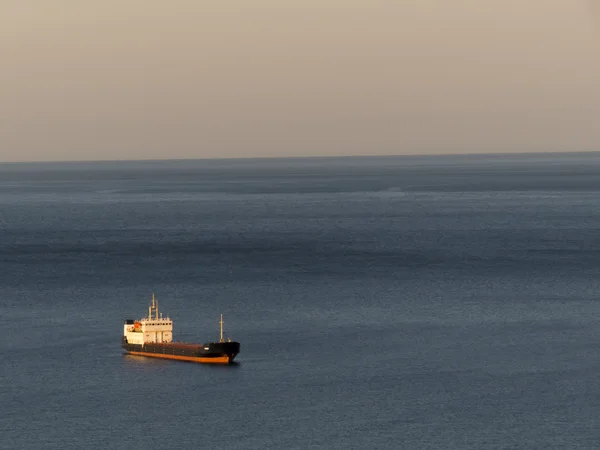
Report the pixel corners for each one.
[121,294,240,364]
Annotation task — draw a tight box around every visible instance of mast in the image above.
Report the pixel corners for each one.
[149,293,159,319]
[219,314,224,342]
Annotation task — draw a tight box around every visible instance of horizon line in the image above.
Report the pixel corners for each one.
[1,149,599,165]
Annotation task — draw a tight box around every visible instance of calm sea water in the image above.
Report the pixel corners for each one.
[2,153,600,449]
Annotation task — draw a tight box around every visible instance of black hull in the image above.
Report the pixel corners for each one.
[122,336,240,364]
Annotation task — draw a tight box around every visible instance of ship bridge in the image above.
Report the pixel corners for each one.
[123,294,173,345]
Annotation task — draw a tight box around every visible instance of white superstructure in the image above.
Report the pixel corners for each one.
[123,294,173,345]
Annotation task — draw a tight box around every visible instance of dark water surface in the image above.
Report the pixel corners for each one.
[2,153,600,449]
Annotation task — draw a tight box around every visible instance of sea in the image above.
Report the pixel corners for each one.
[2,152,600,449]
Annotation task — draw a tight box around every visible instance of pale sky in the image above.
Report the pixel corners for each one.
[1,0,599,162]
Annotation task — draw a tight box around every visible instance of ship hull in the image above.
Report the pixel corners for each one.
[122,337,240,364]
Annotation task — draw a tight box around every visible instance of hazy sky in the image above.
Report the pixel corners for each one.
[1,0,599,162]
